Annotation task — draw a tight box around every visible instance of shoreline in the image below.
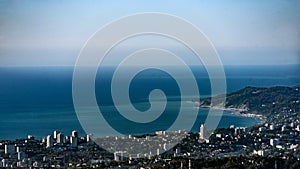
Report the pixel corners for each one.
[194,104,266,125]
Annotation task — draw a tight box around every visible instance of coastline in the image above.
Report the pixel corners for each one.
[194,104,266,125]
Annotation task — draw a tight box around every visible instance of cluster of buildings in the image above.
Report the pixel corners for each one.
[44,130,93,149]
[0,130,94,168]
[1,107,300,168]
[44,130,92,148]
[1,119,300,168]
[181,113,300,160]
[94,130,187,160]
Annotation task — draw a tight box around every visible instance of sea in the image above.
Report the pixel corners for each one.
[0,65,299,140]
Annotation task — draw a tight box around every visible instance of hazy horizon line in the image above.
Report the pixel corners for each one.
[0,63,299,68]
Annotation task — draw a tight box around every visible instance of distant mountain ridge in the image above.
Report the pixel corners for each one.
[198,85,300,116]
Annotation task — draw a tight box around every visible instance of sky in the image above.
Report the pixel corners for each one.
[0,0,300,66]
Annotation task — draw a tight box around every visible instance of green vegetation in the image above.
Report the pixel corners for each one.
[199,85,300,116]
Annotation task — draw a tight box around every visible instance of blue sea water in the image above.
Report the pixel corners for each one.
[0,65,299,140]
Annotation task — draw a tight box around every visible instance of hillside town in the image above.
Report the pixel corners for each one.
[1,110,300,168]
[1,85,300,168]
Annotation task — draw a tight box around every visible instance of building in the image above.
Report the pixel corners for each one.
[5,144,15,154]
[157,148,160,156]
[259,127,266,132]
[33,161,40,168]
[200,124,206,139]
[270,138,280,146]
[70,136,78,147]
[46,135,53,148]
[53,130,60,139]
[269,124,275,130]
[18,151,27,160]
[2,159,8,167]
[163,143,172,151]
[56,133,64,144]
[87,134,93,145]
[155,131,166,135]
[114,151,126,161]
[253,150,270,157]
[146,136,152,141]
[27,135,35,140]
[16,146,20,153]
[72,130,78,137]
[64,136,70,143]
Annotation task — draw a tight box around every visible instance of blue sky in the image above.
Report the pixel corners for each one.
[0,0,299,66]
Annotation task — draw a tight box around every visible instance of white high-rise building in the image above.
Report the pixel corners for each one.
[64,136,70,143]
[56,133,64,144]
[16,146,20,153]
[70,136,78,147]
[46,135,53,148]
[72,130,78,137]
[53,130,60,139]
[269,124,275,130]
[2,159,8,167]
[114,151,125,161]
[163,143,169,150]
[18,151,27,160]
[5,144,15,154]
[157,148,160,156]
[87,134,93,145]
[200,124,206,139]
